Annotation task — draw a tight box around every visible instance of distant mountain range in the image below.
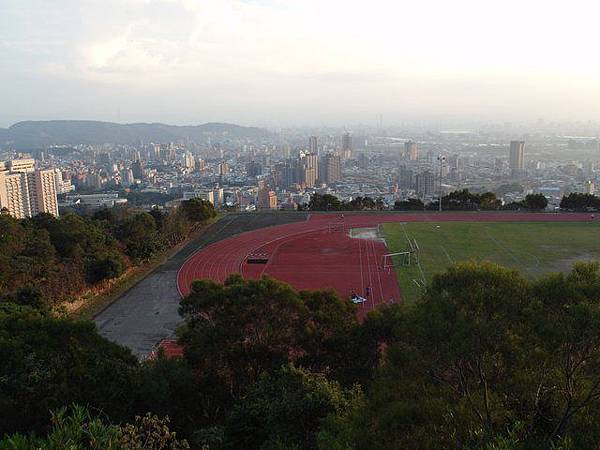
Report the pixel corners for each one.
[0,120,271,149]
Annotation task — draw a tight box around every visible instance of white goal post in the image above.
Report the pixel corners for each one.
[383,251,412,268]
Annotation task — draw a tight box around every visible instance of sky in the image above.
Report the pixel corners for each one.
[2,0,600,128]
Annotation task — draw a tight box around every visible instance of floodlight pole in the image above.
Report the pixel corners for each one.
[437,155,445,213]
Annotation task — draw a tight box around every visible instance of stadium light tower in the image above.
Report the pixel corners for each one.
[437,155,446,212]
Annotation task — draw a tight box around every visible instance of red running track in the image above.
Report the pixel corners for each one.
[177,212,596,317]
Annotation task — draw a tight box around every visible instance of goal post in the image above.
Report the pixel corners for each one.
[383,251,411,268]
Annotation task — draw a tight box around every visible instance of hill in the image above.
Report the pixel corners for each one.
[0,120,271,149]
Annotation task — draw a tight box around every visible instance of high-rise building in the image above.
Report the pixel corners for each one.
[308,136,318,154]
[320,153,342,184]
[398,166,414,189]
[342,132,352,151]
[131,160,145,180]
[404,141,419,161]
[54,169,75,194]
[213,187,224,207]
[183,152,195,170]
[218,161,230,176]
[0,172,30,218]
[31,169,59,216]
[257,188,278,209]
[0,159,59,218]
[246,161,262,178]
[415,170,435,197]
[509,140,525,175]
[122,169,135,186]
[299,152,319,188]
[8,158,35,173]
[356,153,368,170]
[586,180,596,195]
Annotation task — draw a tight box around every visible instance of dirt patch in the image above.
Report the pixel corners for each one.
[540,254,599,275]
[349,227,385,242]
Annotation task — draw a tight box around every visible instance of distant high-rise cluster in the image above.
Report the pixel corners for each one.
[0,159,59,218]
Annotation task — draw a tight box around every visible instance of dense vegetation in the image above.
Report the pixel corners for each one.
[3,260,600,448]
[560,192,600,211]
[306,190,550,212]
[0,198,215,308]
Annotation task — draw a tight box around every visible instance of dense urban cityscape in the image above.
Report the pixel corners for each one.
[2,121,600,217]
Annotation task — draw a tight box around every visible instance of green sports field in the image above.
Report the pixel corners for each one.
[382,221,600,303]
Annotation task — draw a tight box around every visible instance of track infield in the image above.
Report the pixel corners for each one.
[177,212,599,316]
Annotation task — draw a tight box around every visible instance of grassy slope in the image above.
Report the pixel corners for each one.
[382,221,600,303]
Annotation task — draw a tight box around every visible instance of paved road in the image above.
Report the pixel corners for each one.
[94,212,308,358]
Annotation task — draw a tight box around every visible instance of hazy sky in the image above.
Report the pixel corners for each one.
[2,0,600,127]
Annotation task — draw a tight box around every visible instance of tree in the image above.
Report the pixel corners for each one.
[14,284,46,309]
[479,192,501,210]
[224,365,363,450]
[308,193,342,211]
[442,189,481,210]
[0,405,190,450]
[394,198,424,211]
[0,305,139,435]
[529,263,600,445]
[180,198,216,223]
[352,263,533,449]
[522,193,548,211]
[119,413,190,450]
[178,276,359,396]
[118,212,163,261]
[179,276,309,396]
[560,193,600,211]
[86,251,126,284]
[0,405,122,450]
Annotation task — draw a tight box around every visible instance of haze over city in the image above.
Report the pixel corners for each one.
[3,0,600,127]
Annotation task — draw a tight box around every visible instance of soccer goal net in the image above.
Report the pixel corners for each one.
[383,251,412,268]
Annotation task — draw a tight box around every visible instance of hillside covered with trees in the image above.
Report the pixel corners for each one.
[2,260,600,449]
[0,198,215,309]
[0,120,271,149]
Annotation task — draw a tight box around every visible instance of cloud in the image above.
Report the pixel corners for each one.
[2,0,600,124]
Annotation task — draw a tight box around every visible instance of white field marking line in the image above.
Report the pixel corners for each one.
[367,234,381,308]
[401,222,426,283]
[358,237,365,297]
[362,236,374,307]
[371,235,386,304]
[496,226,542,268]
[483,226,529,272]
[441,245,454,264]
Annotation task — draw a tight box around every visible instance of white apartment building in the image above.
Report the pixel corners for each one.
[0,159,60,218]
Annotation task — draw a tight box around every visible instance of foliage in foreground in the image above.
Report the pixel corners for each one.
[0,405,189,450]
[3,261,600,449]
